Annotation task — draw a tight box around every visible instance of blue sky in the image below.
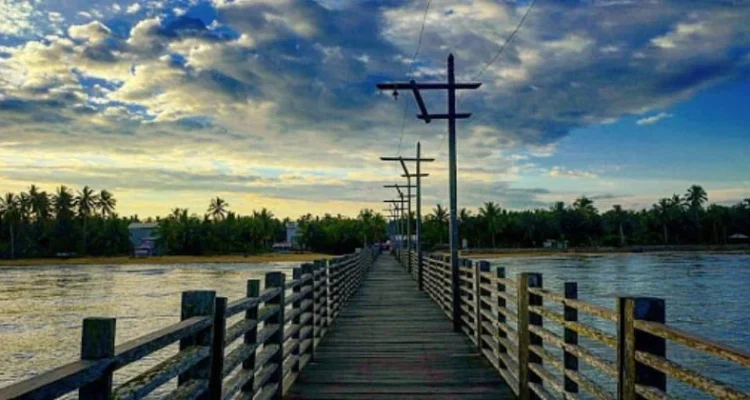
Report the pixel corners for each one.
[0,0,749,218]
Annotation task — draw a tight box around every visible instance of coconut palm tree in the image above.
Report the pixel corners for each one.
[431,204,449,244]
[208,197,229,220]
[685,185,707,240]
[686,185,708,210]
[479,202,503,248]
[254,208,275,248]
[75,186,100,254]
[0,193,20,258]
[654,198,672,245]
[53,186,75,218]
[611,205,626,246]
[97,190,117,217]
[28,185,50,222]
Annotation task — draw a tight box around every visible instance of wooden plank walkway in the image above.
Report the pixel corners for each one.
[286,254,512,399]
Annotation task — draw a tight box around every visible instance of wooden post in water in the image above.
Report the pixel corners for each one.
[518,273,543,400]
[179,290,216,398]
[291,267,302,374]
[617,297,666,400]
[475,260,490,350]
[563,283,579,395]
[208,297,227,400]
[240,280,260,395]
[265,271,286,400]
[79,317,116,400]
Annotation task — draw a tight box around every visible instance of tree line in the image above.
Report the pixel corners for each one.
[415,185,750,249]
[0,185,388,259]
[1,183,748,259]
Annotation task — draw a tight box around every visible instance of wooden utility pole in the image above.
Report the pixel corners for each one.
[382,152,432,279]
[383,198,408,251]
[377,54,480,331]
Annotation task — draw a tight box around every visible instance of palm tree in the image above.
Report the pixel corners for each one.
[685,185,708,210]
[431,204,449,244]
[254,208,275,248]
[75,186,100,253]
[479,202,503,248]
[611,205,626,246]
[97,190,117,217]
[654,198,671,245]
[208,197,229,220]
[706,204,728,244]
[686,185,707,241]
[0,193,20,258]
[28,185,50,221]
[53,186,75,218]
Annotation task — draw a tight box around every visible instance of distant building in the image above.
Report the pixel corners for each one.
[128,222,162,257]
[543,239,568,249]
[729,233,749,244]
[286,222,301,249]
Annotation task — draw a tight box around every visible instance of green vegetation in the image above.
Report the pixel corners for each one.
[416,185,750,249]
[0,183,747,260]
[0,186,388,259]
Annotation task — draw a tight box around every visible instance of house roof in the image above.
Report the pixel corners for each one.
[128,222,159,230]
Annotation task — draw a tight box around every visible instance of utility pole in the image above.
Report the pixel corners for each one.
[377,54,480,332]
[383,198,408,252]
[382,157,432,279]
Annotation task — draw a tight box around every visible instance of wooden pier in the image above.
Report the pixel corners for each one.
[1,247,750,400]
[287,255,510,399]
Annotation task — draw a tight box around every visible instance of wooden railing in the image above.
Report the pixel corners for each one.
[0,247,378,400]
[398,250,750,400]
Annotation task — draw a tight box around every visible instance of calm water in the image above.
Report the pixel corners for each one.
[0,261,301,394]
[0,253,748,398]
[488,252,750,398]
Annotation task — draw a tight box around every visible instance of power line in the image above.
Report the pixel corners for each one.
[438,0,539,154]
[396,0,433,155]
[473,0,538,81]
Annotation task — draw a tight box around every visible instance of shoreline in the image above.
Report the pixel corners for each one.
[0,253,335,267]
[459,245,750,259]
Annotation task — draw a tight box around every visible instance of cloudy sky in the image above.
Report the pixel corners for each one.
[1,0,749,218]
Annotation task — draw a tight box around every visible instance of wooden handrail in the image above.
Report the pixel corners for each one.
[416,251,750,400]
[0,246,380,400]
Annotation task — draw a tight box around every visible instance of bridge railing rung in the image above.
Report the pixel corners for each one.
[412,249,750,400]
[0,246,382,400]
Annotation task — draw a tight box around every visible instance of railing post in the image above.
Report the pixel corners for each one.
[302,263,315,361]
[417,244,424,292]
[240,280,260,395]
[617,297,666,400]
[179,290,216,398]
[291,267,302,374]
[495,267,508,369]
[322,259,330,331]
[449,254,461,332]
[564,283,579,395]
[518,273,543,400]
[475,260,490,350]
[79,317,116,400]
[209,297,227,400]
[265,272,285,400]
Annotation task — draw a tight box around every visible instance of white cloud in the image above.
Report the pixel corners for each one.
[0,1,38,36]
[126,3,141,14]
[549,167,598,179]
[636,112,673,125]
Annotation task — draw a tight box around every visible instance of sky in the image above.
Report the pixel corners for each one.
[0,0,749,219]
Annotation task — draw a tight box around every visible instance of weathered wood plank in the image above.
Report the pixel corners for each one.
[287,254,511,399]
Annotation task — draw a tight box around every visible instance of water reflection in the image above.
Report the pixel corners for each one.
[489,252,750,398]
[0,261,300,388]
